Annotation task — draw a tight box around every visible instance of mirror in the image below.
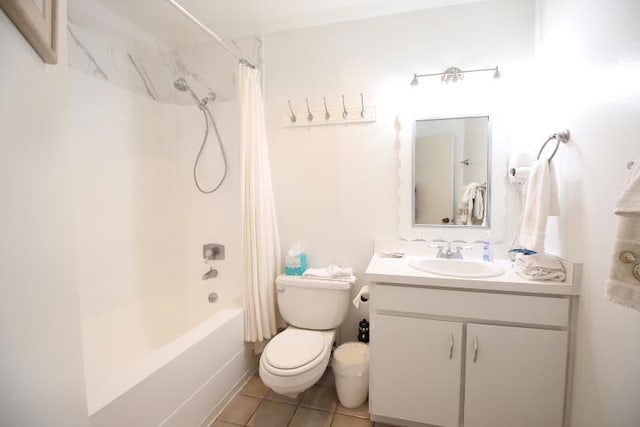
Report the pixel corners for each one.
[413,116,490,227]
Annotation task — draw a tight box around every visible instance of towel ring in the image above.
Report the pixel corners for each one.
[537,129,570,161]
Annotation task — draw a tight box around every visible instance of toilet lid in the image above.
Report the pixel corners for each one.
[265,329,326,370]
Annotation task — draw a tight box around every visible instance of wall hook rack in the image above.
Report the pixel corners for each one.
[283,94,376,128]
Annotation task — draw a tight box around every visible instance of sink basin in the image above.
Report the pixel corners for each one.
[408,257,505,278]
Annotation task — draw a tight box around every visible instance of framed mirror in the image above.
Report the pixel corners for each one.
[405,115,491,230]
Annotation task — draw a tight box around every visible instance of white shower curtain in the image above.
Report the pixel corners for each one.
[238,64,281,343]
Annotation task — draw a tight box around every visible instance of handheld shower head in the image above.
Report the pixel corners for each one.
[173,77,206,107]
[174,77,189,91]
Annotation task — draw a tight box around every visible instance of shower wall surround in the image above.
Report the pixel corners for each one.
[67,0,262,104]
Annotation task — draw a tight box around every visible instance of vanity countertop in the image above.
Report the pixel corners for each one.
[365,255,580,296]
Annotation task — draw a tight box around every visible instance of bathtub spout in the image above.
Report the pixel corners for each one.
[202,267,218,280]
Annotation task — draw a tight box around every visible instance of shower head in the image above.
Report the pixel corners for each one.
[174,77,189,91]
[173,77,208,107]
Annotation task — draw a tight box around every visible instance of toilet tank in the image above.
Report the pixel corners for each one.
[275,275,351,330]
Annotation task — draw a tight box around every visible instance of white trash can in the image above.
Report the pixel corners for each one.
[333,342,370,408]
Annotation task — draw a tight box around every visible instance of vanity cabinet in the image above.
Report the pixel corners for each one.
[371,315,463,427]
[368,283,575,427]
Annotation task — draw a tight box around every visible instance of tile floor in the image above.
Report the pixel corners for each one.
[211,368,396,427]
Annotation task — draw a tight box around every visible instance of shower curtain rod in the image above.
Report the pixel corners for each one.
[163,0,256,69]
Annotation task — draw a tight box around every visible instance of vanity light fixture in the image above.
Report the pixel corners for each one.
[410,65,500,86]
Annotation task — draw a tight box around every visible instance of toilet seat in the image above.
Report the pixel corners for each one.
[261,329,329,377]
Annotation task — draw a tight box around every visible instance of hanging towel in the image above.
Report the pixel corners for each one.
[459,183,484,225]
[606,160,640,311]
[518,160,559,252]
[614,160,640,216]
[514,253,566,282]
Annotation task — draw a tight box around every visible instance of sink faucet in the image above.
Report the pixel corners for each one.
[429,239,471,259]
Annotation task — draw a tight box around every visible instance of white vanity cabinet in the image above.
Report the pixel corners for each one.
[371,315,463,427]
[366,268,578,427]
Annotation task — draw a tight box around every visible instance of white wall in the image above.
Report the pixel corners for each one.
[533,1,640,426]
[265,0,536,341]
[0,1,89,426]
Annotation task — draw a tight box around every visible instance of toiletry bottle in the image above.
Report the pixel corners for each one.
[482,232,494,262]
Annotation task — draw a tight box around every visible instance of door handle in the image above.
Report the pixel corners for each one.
[449,332,454,360]
[472,337,479,363]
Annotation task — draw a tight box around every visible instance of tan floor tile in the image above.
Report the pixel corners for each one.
[247,399,296,427]
[210,420,243,427]
[372,423,400,427]
[331,414,373,427]
[336,401,370,419]
[217,394,261,425]
[317,367,335,387]
[300,384,338,412]
[289,407,334,427]
[240,373,270,398]
[264,389,302,405]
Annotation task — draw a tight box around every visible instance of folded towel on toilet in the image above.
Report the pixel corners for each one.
[303,265,356,283]
[514,253,566,282]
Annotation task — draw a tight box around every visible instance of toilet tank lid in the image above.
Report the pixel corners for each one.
[276,275,351,290]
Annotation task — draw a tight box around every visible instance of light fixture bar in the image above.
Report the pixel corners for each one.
[410,66,499,85]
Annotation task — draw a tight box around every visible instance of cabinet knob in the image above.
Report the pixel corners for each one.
[472,337,479,363]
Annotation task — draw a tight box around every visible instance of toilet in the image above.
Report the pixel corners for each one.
[259,275,351,397]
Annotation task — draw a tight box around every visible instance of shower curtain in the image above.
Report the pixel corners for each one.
[239,63,281,343]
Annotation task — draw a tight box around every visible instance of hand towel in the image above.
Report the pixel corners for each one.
[473,186,485,222]
[614,159,640,216]
[518,160,559,252]
[606,162,640,311]
[514,253,566,282]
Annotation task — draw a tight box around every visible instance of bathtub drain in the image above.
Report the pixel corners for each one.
[208,292,219,303]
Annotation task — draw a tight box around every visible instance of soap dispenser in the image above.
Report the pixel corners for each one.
[482,232,494,262]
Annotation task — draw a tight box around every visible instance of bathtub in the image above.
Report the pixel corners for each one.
[83,300,256,427]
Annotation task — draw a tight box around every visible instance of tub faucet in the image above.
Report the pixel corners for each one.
[202,267,218,280]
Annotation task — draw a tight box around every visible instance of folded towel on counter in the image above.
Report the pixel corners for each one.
[518,160,560,253]
[614,160,640,216]
[303,265,356,283]
[514,253,566,282]
[379,249,406,258]
[606,161,640,311]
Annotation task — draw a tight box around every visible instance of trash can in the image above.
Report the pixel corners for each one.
[333,342,370,408]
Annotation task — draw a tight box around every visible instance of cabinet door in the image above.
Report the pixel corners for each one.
[464,324,568,427]
[370,314,463,427]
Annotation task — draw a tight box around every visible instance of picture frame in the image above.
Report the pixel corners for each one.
[0,0,58,64]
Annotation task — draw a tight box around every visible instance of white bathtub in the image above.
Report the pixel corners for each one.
[84,301,256,427]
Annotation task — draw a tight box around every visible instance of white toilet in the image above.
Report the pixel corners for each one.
[259,275,351,397]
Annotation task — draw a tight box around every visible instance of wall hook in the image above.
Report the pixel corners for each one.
[323,97,330,121]
[342,94,348,119]
[305,98,313,122]
[360,93,366,118]
[288,100,296,123]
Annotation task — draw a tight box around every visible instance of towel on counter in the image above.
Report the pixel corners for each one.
[606,160,640,311]
[302,264,356,283]
[518,160,560,253]
[514,253,566,282]
[379,249,406,258]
